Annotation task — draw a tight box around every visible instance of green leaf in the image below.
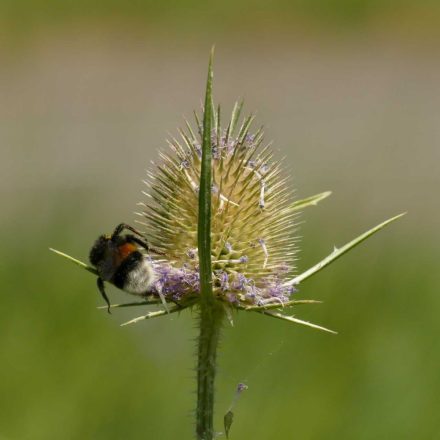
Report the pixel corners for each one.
[259,310,337,334]
[243,299,322,311]
[284,212,406,287]
[120,305,183,326]
[49,248,98,276]
[224,410,234,439]
[97,299,163,309]
[290,191,332,211]
[198,47,215,304]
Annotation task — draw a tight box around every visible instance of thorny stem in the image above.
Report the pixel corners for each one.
[196,302,225,439]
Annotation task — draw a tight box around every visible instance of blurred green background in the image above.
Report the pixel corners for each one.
[1,1,439,439]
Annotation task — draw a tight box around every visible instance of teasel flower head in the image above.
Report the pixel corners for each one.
[50,66,404,332]
[50,100,403,331]
[137,103,298,310]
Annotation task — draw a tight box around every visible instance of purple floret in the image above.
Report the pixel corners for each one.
[150,260,296,307]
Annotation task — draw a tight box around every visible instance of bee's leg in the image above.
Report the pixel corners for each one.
[127,235,166,256]
[111,223,144,240]
[126,235,150,251]
[111,223,125,239]
[111,223,164,255]
[97,277,111,314]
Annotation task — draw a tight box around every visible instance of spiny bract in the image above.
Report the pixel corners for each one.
[136,103,298,308]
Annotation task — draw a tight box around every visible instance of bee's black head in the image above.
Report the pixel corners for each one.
[89,234,111,267]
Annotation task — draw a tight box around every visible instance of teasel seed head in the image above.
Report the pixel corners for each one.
[50,101,402,332]
[136,103,298,309]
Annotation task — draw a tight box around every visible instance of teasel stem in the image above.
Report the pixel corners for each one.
[197,298,225,439]
[196,48,225,440]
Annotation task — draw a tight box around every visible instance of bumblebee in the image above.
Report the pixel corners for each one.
[89,223,159,313]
